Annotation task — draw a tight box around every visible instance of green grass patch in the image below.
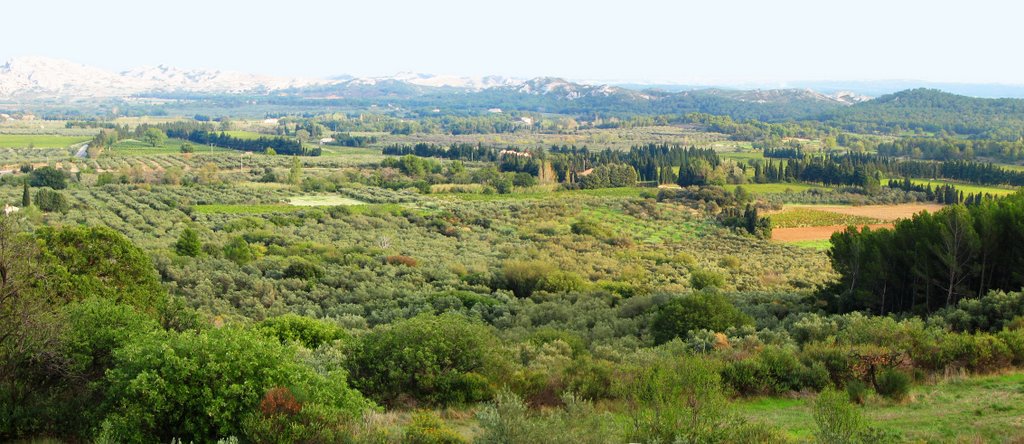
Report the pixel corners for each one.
[192,204,304,214]
[735,372,1024,442]
[288,195,367,206]
[441,186,651,202]
[109,138,230,155]
[886,177,1018,196]
[0,134,91,148]
[786,239,832,250]
[223,130,271,140]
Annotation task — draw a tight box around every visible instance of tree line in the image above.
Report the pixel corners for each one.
[828,191,1024,314]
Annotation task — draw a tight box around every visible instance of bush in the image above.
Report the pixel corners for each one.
[619,353,774,443]
[29,166,67,189]
[846,380,868,405]
[690,269,725,290]
[721,359,767,395]
[346,314,500,407]
[499,260,555,298]
[939,332,1013,372]
[997,329,1024,365]
[100,327,370,443]
[404,411,466,444]
[283,257,323,280]
[224,237,256,265]
[874,368,911,401]
[813,388,864,444]
[476,391,620,444]
[258,314,346,349]
[650,291,753,344]
[386,255,418,267]
[174,227,202,257]
[34,188,69,213]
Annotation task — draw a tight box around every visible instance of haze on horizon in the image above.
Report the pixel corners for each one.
[4,0,1022,86]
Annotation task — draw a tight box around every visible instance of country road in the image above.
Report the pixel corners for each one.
[74,143,89,158]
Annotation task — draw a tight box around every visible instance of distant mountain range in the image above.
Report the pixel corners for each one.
[0,56,866,106]
[5,57,1024,126]
[0,56,326,98]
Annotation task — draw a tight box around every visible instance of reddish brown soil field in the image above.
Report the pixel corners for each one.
[772,223,894,242]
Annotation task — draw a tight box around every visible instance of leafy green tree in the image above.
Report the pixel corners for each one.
[651,291,753,344]
[100,326,370,443]
[179,142,194,153]
[288,157,303,185]
[224,237,255,265]
[347,313,500,407]
[690,268,725,290]
[36,226,166,312]
[28,166,67,189]
[258,314,347,349]
[57,298,160,436]
[0,216,62,440]
[174,227,202,257]
[142,127,167,147]
[21,181,30,207]
[34,189,69,213]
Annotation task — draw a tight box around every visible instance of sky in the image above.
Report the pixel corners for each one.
[3,0,1023,85]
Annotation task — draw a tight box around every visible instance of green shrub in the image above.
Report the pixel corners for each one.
[174,227,202,257]
[846,380,868,405]
[997,328,1024,365]
[570,218,611,238]
[499,260,555,298]
[801,342,854,386]
[813,388,864,444]
[258,314,346,349]
[34,188,69,213]
[404,411,466,444]
[475,390,539,444]
[940,332,1013,372]
[721,359,767,395]
[690,269,725,290]
[757,346,805,393]
[650,291,753,344]
[29,166,67,189]
[619,354,728,443]
[100,327,370,443]
[283,257,324,280]
[224,237,256,265]
[874,368,911,401]
[346,313,500,407]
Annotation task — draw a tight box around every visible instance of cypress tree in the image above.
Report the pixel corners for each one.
[22,181,30,207]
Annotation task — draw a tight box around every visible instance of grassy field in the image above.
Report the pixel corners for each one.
[192,204,305,214]
[108,138,231,155]
[0,134,91,148]
[440,186,652,201]
[890,177,1019,196]
[224,130,270,140]
[288,195,367,206]
[787,239,832,250]
[735,372,1024,442]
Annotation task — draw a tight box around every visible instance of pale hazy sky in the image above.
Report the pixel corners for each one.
[3,0,1022,84]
